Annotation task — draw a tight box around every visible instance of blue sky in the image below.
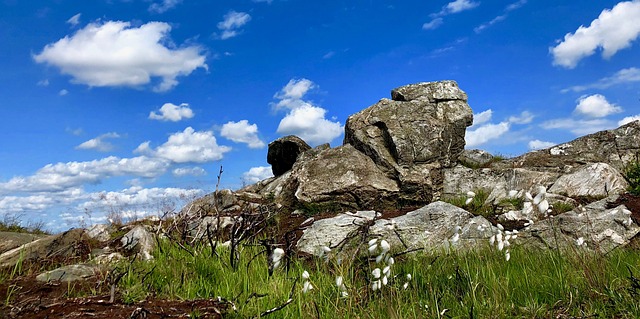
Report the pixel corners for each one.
[1,0,639,232]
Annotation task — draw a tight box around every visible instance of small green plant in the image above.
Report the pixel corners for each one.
[552,202,575,214]
[296,201,341,216]
[443,188,494,217]
[624,159,640,195]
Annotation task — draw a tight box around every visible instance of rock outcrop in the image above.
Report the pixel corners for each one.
[344,80,473,202]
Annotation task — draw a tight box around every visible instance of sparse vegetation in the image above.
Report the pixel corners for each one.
[624,158,640,196]
[443,188,494,217]
[0,214,48,235]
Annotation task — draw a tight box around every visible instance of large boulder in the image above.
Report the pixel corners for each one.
[344,80,473,202]
[297,202,496,256]
[267,135,312,176]
[516,195,639,253]
[285,145,400,210]
[548,163,629,198]
[344,80,472,171]
[0,229,91,268]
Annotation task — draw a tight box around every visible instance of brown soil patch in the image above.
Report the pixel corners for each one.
[0,276,227,319]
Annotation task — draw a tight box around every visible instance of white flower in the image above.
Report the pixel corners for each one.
[302,281,313,293]
[322,246,331,253]
[575,237,585,246]
[497,224,504,231]
[336,276,343,288]
[508,190,518,198]
[271,248,285,269]
[371,280,381,291]
[382,276,388,286]
[498,240,504,251]
[465,197,473,205]
[525,192,533,201]
[383,266,391,277]
[372,268,381,279]
[403,282,409,290]
[489,234,496,245]
[368,238,378,246]
[376,254,384,264]
[406,273,412,281]
[538,199,550,214]
[451,233,460,243]
[368,244,378,254]
[340,291,348,298]
[387,257,395,265]
[302,270,310,280]
[466,191,476,198]
[380,240,391,253]
[505,250,511,261]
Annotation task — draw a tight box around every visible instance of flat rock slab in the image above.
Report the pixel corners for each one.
[36,264,98,282]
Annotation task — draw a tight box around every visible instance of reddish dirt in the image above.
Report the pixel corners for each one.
[0,276,228,319]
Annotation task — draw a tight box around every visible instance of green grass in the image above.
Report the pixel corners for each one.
[113,238,640,318]
[625,159,640,196]
[443,188,495,217]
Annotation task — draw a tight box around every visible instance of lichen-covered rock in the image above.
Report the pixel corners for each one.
[516,195,639,253]
[344,81,472,172]
[548,163,629,198]
[0,229,90,268]
[36,264,98,282]
[501,120,640,171]
[289,145,400,209]
[296,211,379,255]
[458,149,495,168]
[267,135,311,176]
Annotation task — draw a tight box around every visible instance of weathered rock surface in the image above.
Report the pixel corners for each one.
[297,202,496,256]
[121,226,155,261]
[344,81,472,173]
[548,163,628,198]
[516,195,639,253]
[458,149,495,168]
[86,224,111,242]
[0,231,46,254]
[499,120,640,172]
[286,145,400,209]
[267,135,311,176]
[0,229,90,268]
[36,264,98,282]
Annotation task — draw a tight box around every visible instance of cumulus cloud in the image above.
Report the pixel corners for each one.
[220,120,265,148]
[574,94,622,118]
[137,127,231,163]
[216,11,251,40]
[466,122,510,148]
[33,21,207,92]
[470,109,493,127]
[619,115,640,126]
[149,103,194,122]
[66,13,81,27]
[0,156,170,194]
[172,166,207,177]
[563,67,640,92]
[242,166,274,184]
[550,1,640,68]
[528,139,556,150]
[76,132,121,152]
[272,79,343,145]
[149,0,182,13]
[58,89,69,96]
[540,118,616,136]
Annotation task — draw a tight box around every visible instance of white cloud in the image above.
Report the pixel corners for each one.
[253,0,273,3]
[550,1,640,68]
[574,94,622,118]
[274,78,316,104]
[475,0,527,33]
[76,132,121,152]
[220,120,265,148]
[540,118,615,135]
[149,0,182,13]
[506,0,527,11]
[217,11,251,40]
[618,115,640,126]
[34,21,207,92]
[323,51,336,59]
[0,156,170,193]
[242,166,274,184]
[528,139,556,150]
[563,67,640,92]
[470,109,493,127]
[149,103,194,122]
[139,127,231,163]
[445,0,480,14]
[277,104,343,145]
[172,166,207,177]
[508,111,534,124]
[465,122,510,147]
[66,13,81,27]
[423,18,444,30]
[272,79,343,145]
[58,89,68,96]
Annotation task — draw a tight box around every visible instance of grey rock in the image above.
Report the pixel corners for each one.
[287,145,400,209]
[0,231,45,254]
[267,135,312,176]
[297,211,379,255]
[36,264,98,282]
[549,163,628,198]
[390,80,468,102]
[517,195,639,253]
[86,224,111,242]
[121,225,155,261]
[458,149,495,168]
[0,229,88,268]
